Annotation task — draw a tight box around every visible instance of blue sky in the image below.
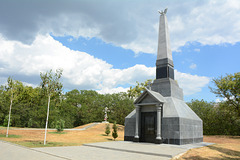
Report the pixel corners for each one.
[0,0,239,102]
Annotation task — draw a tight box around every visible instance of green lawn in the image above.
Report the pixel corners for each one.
[14,141,77,148]
[0,134,21,138]
[49,131,67,134]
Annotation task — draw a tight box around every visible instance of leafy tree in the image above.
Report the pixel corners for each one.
[105,124,110,136]
[112,121,118,140]
[40,69,63,145]
[188,99,240,135]
[0,86,6,124]
[107,92,134,125]
[5,77,18,137]
[78,90,105,124]
[3,115,10,127]
[210,72,240,117]
[127,80,152,99]
[187,99,215,135]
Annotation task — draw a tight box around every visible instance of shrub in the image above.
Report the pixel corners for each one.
[105,124,110,136]
[112,121,118,140]
[55,119,65,132]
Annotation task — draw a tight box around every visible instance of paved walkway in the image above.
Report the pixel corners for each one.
[0,140,67,160]
[0,140,213,160]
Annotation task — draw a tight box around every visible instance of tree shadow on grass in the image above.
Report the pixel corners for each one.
[228,136,240,139]
[207,145,240,157]
[106,138,113,141]
[181,145,240,160]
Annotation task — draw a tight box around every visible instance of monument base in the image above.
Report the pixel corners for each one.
[102,121,109,123]
[133,137,139,142]
[155,138,162,144]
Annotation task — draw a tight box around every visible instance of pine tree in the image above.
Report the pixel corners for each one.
[112,121,118,140]
[105,124,110,136]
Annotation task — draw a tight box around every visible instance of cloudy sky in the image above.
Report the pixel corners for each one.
[0,0,239,102]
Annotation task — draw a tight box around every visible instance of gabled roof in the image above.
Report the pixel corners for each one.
[134,88,165,105]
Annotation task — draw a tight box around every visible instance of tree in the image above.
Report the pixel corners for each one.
[5,77,17,137]
[112,121,118,140]
[40,69,63,145]
[3,115,10,127]
[188,99,240,135]
[187,99,215,135]
[78,90,105,124]
[210,72,240,117]
[127,79,152,99]
[106,92,134,125]
[105,124,110,136]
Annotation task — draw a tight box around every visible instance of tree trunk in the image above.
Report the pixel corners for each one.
[6,98,13,137]
[44,95,51,145]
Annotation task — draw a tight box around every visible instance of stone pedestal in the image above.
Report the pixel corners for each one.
[151,78,183,100]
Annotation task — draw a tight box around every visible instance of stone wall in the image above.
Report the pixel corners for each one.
[161,117,203,145]
[124,109,136,141]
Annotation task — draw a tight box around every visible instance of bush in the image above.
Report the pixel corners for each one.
[105,124,110,136]
[55,119,65,132]
[112,121,118,140]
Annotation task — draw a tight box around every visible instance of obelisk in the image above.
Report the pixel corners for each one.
[151,8,183,100]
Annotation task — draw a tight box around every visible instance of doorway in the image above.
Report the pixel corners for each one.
[141,112,157,143]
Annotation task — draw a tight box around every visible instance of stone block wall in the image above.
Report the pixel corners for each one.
[124,111,136,141]
[161,117,203,145]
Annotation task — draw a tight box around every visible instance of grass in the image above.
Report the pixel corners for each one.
[49,131,67,134]
[176,136,240,160]
[0,133,21,138]
[0,123,124,148]
[14,141,77,148]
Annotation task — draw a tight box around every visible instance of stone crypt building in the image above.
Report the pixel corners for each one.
[124,9,203,145]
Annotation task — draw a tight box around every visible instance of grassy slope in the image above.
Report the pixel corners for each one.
[0,123,124,148]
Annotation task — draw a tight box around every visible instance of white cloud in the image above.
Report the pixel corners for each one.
[194,48,200,52]
[97,87,129,94]
[0,35,154,91]
[0,35,210,96]
[0,0,239,54]
[175,70,210,95]
[189,63,197,69]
